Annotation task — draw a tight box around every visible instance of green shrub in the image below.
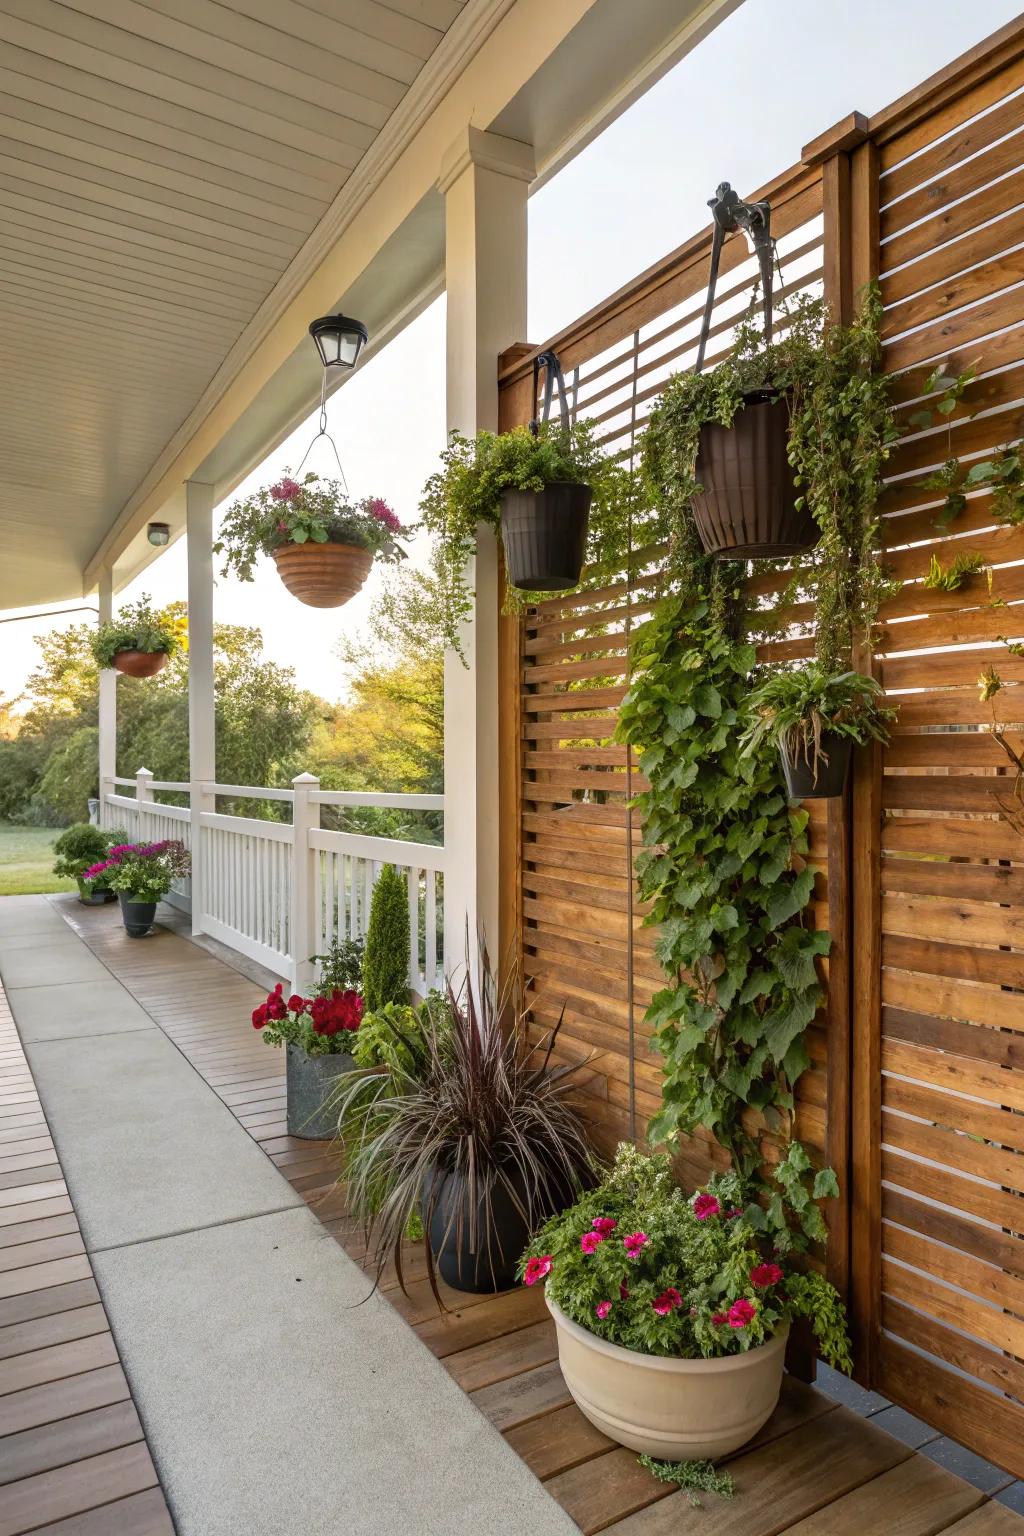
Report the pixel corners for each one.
[52,823,110,880]
[362,864,410,1011]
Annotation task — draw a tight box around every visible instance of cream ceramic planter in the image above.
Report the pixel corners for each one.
[546,1294,788,1460]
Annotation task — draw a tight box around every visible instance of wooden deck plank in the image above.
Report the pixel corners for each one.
[0,1442,160,1536]
[0,1303,110,1362]
[599,1407,912,1534]
[778,1454,985,1533]
[444,1318,558,1391]
[946,1510,1024,1535]
[0,1401,144,1487]
[25,1486,176,1535]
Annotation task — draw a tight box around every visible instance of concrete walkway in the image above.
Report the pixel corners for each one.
[0,896,580,1536]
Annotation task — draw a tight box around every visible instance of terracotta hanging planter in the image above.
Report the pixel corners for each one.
[113,650,168,678]
[692,390,818,559]
[271,541,373,608]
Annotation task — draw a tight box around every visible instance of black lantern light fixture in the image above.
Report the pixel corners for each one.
[308,314,368,372]
[147,521,170,547]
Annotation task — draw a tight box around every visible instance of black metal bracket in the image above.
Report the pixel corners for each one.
[529,348,571,437]
[694,181,774,373]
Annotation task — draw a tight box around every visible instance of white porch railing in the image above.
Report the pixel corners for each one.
[99,770,445,993]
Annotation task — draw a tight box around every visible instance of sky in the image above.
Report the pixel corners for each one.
[3,0,1021,709]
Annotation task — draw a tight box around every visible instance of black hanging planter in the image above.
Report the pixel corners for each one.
[500,482,592,592]
[692,390,818,559]
[118,893,157,938]
[779,733,852,800]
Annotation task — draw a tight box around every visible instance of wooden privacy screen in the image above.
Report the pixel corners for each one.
[497,163,842,1210]
[497,15,1024,1479]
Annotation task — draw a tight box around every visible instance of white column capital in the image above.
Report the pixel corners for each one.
[438,126,535,195]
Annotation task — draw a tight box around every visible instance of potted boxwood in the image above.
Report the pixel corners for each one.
[214,473,408,609]
[332,952,593,1297]
[52,823,123,904]
[90,596,181,678]
[83,838,190,936]
[522,1144,851,1462]
[252,937,365,1138]
[741,663,894,800]
[643,292,897,560]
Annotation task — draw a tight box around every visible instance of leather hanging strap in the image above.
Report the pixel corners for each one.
[694,182,774,374]
[529,349,571,437]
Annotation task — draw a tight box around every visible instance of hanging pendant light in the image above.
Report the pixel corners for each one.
[308,314,368,371]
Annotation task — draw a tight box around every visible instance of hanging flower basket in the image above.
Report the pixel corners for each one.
[692,390,818,559]
[215,474,408,608]
[113,649,168,678]
[271,541,374,609]
[500,481,593,592]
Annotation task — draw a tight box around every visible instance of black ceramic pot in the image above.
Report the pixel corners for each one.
[500,482,592,592]
[77,878,112,907]
[118,893,157,938]
[780,733,852,800]
[692,390,818,559]
[426,1167,534,1294]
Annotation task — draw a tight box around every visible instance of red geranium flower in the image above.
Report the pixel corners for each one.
[623,1231,650,1260]
[712,1311,729,1326]
[591,1216,617,1236]
[580,1231,604,1255]
[692,1194,721,1220]
[652,1287,683,1316]
[287,995,306,1013]
[523,1255,552,1287]
[251,1004,268,1030]
[595,1301,612,1320]
[750,1262,784,1289]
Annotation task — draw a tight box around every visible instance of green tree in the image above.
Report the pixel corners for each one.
[362,863,410,1010]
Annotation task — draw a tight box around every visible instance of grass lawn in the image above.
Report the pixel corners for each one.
[0,822,77,896]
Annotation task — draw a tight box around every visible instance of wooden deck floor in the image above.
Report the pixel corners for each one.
[5,898,1024,1535]
[0,982,174,1536]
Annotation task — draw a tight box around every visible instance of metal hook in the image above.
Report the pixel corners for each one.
[694,181,774,373]
[529,349,571,437]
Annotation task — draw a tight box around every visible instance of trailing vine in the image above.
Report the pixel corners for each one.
[617,286,898,1177]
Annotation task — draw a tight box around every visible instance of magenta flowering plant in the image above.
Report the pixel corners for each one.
[214,471,409,582]
[84,840,190,903]
[520,1144,851,1368]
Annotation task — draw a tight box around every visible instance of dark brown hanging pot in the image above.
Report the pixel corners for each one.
[689,183,819,560]
[502,349,591,593]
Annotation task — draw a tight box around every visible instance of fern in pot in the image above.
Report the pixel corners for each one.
[741,664,894,800]
[331,951,594,1297]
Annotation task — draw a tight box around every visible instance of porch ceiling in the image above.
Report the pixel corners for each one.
[0,0,468,608]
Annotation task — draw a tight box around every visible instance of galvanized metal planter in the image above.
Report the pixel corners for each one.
[285,1042,354,1139]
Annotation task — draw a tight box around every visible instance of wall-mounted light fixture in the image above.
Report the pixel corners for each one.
[147,522,170,547]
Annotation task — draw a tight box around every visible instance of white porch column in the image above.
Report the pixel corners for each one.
[97,565,116,829]
[438,126,534,978]
[186,480,216,937]
[290,772,320,995]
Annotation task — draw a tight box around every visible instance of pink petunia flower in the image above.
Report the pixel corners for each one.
[728,1298,756,1329]
[523,1255,552,1287]
[750,1262,784,1289]
[595,1301,613,1320]
[591,1217,618,1237]
[622,1231,650,1261]
[692,1194,721,1220]
[580,1231,604,1256]
[652,1287,683,1316]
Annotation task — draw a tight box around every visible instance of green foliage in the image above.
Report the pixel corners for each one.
[351,1002,430,1077]
[636,1457,734,1507]
[419,422,648,654]
[741,664,894,773]
[922,550,988,592]
[89,839,190,902]
[34,728,100,827]
[617,593,828,1172]
[524,1145,851,1370]
[214,473,408,583]
[51,822,111,879]
[362,864,411,1012]
[313,937,363,995]
[90,596,183,669]
[643,289,898,673]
